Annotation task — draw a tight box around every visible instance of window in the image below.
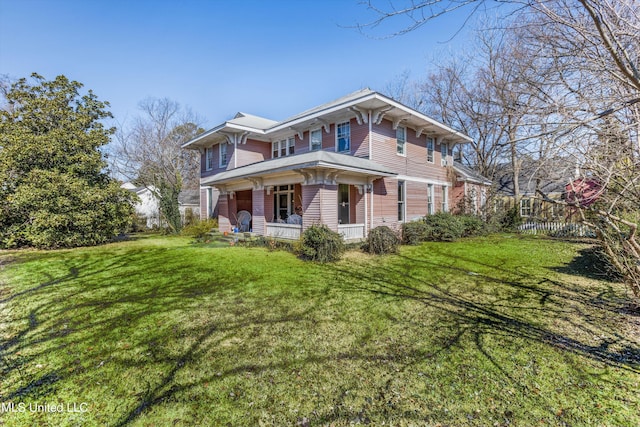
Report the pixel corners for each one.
[520,198,532,217]
[219,143,227,167]
[396,126,406,156]
[398,181,405,221]
[272,137,295,158]
[273,185,294,222]
[336,121,350,152]
[427,184,434,215]
[310,129,322,151]
[205,147,214,171]
[441,142,448,166]
[338,184,350,224]
[426,137,434,163]
[441,185,448,212]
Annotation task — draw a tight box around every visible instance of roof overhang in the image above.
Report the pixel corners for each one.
[182,90,473,150]
[201,151,396,189]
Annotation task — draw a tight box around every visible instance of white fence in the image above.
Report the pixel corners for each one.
[519,221,595,237]
[338,223,365,241]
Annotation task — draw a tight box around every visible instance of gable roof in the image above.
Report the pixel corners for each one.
[182,89,473,149]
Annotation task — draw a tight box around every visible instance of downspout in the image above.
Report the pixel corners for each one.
[233,136,238,169]
[368,110,373,159]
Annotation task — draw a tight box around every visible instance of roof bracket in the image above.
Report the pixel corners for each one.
[372,106,393,125]
[348,106,368,125]
[392,115,411,130]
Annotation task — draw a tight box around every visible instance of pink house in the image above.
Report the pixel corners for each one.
[182,89,474,240]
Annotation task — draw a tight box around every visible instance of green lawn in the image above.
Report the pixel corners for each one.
[0,234,638,426]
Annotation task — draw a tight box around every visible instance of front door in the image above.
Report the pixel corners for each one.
[338,184,350,224]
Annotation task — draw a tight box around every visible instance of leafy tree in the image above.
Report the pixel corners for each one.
[0,73,135,248]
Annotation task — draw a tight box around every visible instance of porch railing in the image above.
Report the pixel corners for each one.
[338,223,365,241]
[265,223,302,240]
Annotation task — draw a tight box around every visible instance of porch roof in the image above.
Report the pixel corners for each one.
[201,150,396,187]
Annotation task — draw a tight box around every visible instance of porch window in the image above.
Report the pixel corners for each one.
[336,121,350,153]
[338,184,350,224]
[441,185,448,212]
[205,147,214,170]
[272,137,295,158]
[426,137,434,163]
[273,185,294,222]
[427,183,434,214]
[398,181,405,221]
[441,142,448,166]
[310,129,322,151]
[396,126,406,156]
[520,198,532,217]
[219,143,228,167]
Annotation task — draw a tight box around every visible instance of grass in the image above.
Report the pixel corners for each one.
[0,234,638,426]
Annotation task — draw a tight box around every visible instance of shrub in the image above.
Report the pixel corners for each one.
[499,206,522,231]
[459,215,487,237]
[181,218,218,239]
[299,224,344,262]
[424,212,466,241]
[401,221,432,245]
[362,226,399,255]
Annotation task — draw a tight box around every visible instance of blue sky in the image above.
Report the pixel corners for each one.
[1,0,478,129]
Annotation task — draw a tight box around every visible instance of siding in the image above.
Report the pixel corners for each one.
[372,178,399,230]
[199,188,207,220]
[237,139,271,167]
[218,195,230,232]
[301,184,338,232]
[405,181,429,220]
[371,119,449,183]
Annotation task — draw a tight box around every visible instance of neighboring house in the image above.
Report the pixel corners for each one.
[182,89,477,240]
[178,189,201,224]
[122,183,161,228]
[121,183,201,228]
[451,161,492,215]
[494,159,575,220]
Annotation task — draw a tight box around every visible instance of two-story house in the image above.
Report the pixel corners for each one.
[182,89,477,240]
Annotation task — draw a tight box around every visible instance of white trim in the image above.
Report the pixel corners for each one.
[205,147,214,171]
[395,174,450,187]
[335,121,351,153]
[396,126,407,157]
[219,143,228,168]
[309,128,322,151]
[426,137,435,164]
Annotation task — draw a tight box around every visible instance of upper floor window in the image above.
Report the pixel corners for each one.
[426,137,434,163]
[219,143,228,167]
[336,121,350,153]
[310,129,322,151]
[441,142,449,166]
[205,147,214,171]
[396,126,406,156]
[272,137,295,158]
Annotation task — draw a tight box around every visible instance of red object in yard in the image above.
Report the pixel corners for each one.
[565,178,602,208]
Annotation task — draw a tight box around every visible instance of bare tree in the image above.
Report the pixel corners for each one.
[113,98,203,233]
[360,0,640,300]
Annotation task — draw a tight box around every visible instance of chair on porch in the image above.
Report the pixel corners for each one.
[236,210,252,232]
